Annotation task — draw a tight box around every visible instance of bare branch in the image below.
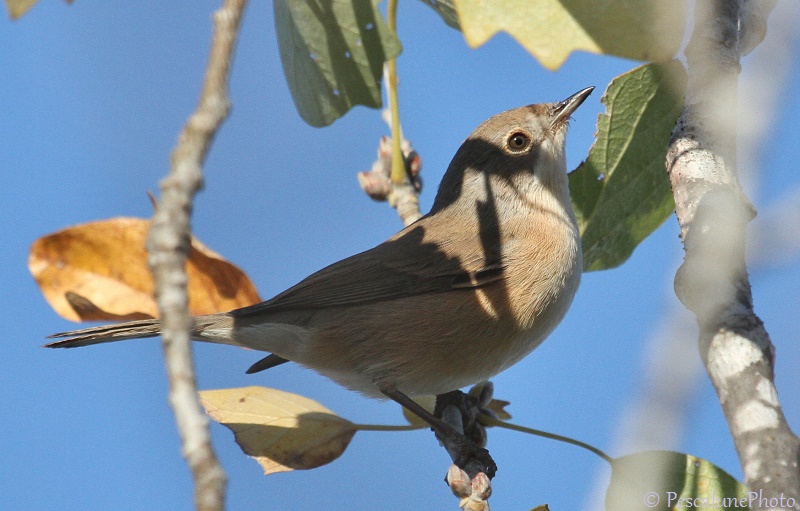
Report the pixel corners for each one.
[666,1,800,508]
[146,0,247,509]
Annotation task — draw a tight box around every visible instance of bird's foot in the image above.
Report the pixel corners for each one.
[450,435,497,480]
[435,390,496,479]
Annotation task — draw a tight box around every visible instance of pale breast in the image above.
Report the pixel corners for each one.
[296,209,581,398]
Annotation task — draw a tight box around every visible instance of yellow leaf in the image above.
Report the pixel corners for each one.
[401,395,436,427]
[453,0,685,70]
[6,0,38,19]
[6,0,72,20]
[29,217,261,322]
[199,386,357,474]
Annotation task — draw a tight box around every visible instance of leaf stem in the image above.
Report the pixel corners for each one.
[481,415,614,464]
[385,0,405,184]
[354,423,425,432]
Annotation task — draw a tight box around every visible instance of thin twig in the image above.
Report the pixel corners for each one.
[146,1,247,510]
[665,1,800,509]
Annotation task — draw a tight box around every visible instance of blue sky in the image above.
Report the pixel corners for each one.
[2,2,799,510]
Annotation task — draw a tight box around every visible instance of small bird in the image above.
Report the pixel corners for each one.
[47,87,593,478]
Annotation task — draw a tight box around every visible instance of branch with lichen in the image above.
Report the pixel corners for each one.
[665,1,800,509]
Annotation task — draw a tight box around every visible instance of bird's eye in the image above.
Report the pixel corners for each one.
[507,132,531,152]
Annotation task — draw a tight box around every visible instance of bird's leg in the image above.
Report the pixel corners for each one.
[434,390,488,449]
[379,385,497,479]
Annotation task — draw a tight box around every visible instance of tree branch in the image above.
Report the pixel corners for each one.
[665,1,800,508]
[146,1,246,509]
[356,3,422,228]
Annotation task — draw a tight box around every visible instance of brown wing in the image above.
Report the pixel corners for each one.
[230,218,503,318]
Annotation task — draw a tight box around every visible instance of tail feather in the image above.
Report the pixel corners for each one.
[45,319,163,348]
[45,314,290,375]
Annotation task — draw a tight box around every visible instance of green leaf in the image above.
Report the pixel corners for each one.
[453,0,685,70]
[607,451,751,511]
[417,0,461,30]
[274,0,402,127]
[571,61,687,272]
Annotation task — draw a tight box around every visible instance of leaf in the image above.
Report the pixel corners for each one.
[417,0,460,30]
[402,395,436,427]
[199,386,357,474]
[485,398,511,420]
[6,0,37,19]
[570,61,687,272]
[6,0,72,20]
[274,0,402,127]
[607,451,751,511]
[29,217,261,322]
[400,395,512,424]
[453,0,685,70]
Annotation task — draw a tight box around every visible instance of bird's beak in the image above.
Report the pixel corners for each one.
[551,86,594,129]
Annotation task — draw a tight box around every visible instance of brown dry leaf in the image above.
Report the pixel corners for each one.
[199,386,357,474]
[29,217,261,322]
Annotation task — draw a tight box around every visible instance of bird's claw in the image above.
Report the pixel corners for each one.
[452,436,497,480]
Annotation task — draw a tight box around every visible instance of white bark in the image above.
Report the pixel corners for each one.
[665,1,800,509]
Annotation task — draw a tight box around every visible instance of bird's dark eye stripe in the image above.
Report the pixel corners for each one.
[507,132,531,152]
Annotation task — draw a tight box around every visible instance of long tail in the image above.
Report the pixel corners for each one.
[45,315,291,373]
[45,319,164,348]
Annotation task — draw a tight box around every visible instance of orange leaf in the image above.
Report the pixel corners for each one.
[29,217,261,322]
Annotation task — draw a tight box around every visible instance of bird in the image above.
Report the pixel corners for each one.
[46,86,594,479]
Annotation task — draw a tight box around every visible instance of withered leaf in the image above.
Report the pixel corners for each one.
[29,217,261,322]
[200,386,357,474]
